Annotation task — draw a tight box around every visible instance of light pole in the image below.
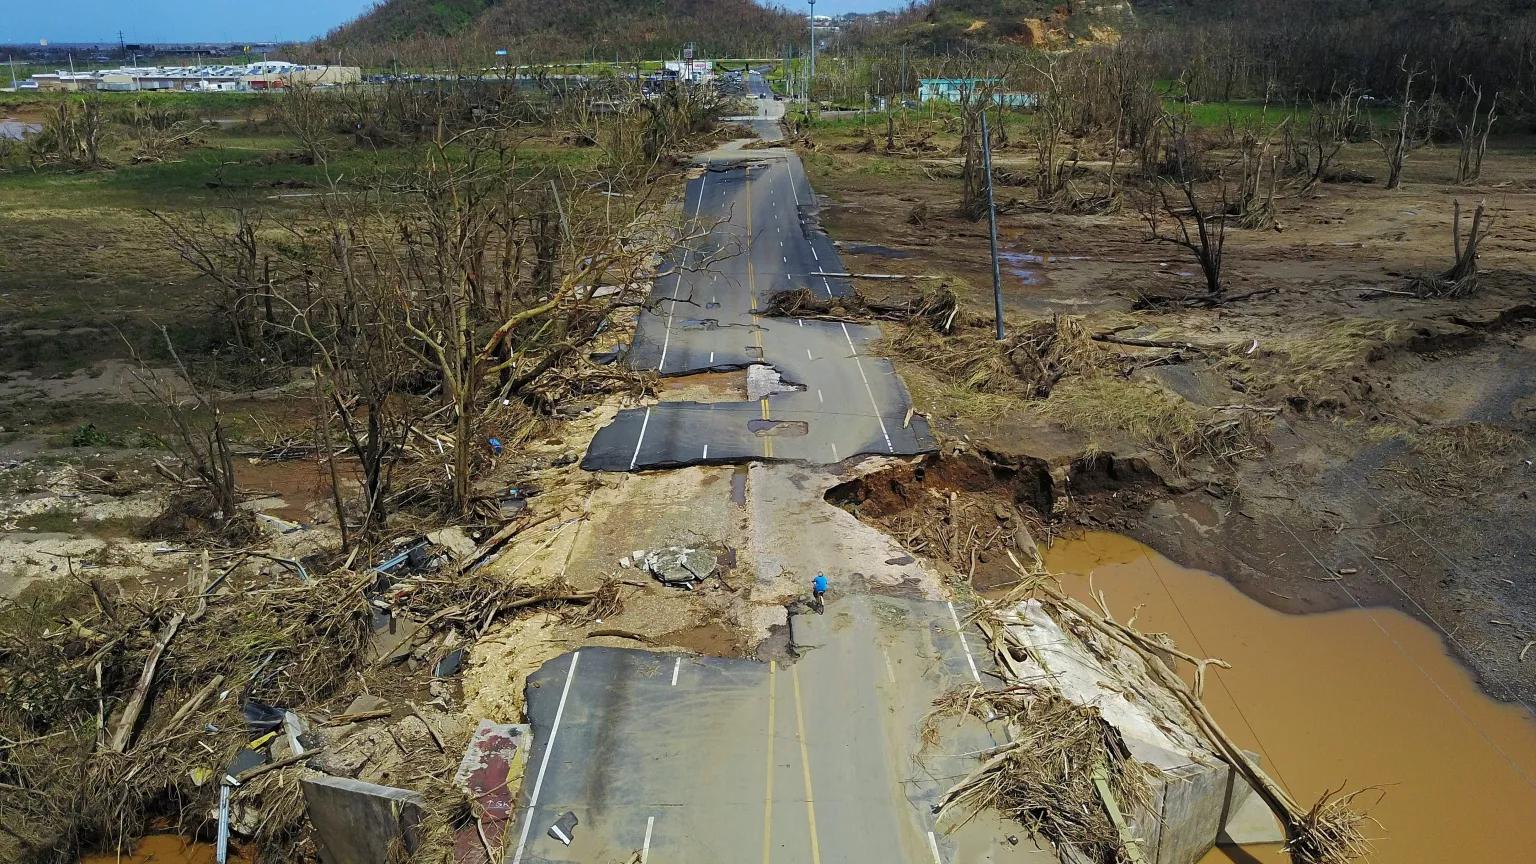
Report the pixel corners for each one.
[807,0,816,106]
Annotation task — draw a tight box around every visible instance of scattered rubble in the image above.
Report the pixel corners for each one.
[639,545,719,587]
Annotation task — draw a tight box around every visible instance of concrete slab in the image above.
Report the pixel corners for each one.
[301,775,423,864]
[1003,599,1258,864]
[451,721,530,864]
[1218,785,1286,846]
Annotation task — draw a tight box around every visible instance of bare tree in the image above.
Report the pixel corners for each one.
[1143,125,1228,301]
[956,81,998,220]
[274,84,336,165]
[1414,199,1489,297]
[28,97,109,169]
[114,99,207,163]
[1285,86,1363,192]
[1453,78,1498,185]
[1372,59,1440,190]
[1028,57,1074,201]
[130,328,240,527]
[151,208,276,352]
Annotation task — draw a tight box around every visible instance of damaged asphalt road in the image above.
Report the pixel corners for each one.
[507,594,1050,864]
[582,148,935,471]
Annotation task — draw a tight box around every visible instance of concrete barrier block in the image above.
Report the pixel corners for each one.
[302,774,423,864]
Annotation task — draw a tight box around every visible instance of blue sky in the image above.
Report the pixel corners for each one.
[0,0,901,44]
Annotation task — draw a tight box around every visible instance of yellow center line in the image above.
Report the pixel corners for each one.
[761,660,777,864]
[790,663,823,864]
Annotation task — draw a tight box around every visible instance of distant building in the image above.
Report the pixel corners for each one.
[918,77,1039,108]
[27,61,361,93]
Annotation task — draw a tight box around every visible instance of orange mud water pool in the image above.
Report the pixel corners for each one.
[79,834,250,863]
[1040,532,1536,863]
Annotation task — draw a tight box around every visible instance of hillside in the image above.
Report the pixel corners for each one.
[325,0,805,61]
[842,1,1132,49]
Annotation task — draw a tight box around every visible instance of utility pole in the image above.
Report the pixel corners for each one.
[8,56,18,91]
[807,0,816,105]
[981,112,1005,340]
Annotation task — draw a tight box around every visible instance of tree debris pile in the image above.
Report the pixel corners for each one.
[0,563,371,863]
[825,452,1054,589]
[887,314,1114,400]
[763,284,958,331]
[949,555,1373,864]
[886,315,1270,472]
[0,507,626,863]
[930,686,1154,862]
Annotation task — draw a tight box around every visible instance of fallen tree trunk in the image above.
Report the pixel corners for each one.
[109,611,185,753]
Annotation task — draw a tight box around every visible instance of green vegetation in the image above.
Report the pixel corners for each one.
[322,0,804,64]
[0,90,269,114]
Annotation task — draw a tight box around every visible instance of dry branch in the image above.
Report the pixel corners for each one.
[108,612,185,753]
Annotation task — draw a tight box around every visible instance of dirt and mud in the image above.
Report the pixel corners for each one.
[829,450,1536,860]
[805,129,1536,715]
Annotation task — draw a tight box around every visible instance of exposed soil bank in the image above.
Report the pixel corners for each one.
[1042,531,1536,864]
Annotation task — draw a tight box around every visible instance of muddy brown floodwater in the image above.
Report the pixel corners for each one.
[234,458,337,523]
[1040,531,1536,864]
[79,834,248,864]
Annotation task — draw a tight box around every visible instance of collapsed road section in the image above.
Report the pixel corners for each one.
[582,151,935,471]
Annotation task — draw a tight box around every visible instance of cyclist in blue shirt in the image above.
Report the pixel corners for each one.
[812,573,828,613]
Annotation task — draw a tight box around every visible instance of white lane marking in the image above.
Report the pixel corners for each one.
[928,831,944,864]
[510,651,581,864]
[780,240,784,247]
[642,816,655,862]
[657,174,709,372]
[882,649,897,684]
[788,161,802,207]
[811,247,819,261]
[816,389,823,404]
[671,657,681,686]
[839,322,895,453]
[821,276,833,298]
[628,407,652,471]
[806,348,813,361]
[947,601,983,684]
[702,444,709,460]
[709,351,715,363]
[798,319,803,327]
[830,441,839,460]
[782,256,788,263]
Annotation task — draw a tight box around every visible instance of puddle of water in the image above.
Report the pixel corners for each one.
[730,466,748,507]
[747,418,808,437]
[842,241,915,259]
[658,620,743,656]
[1039,531,1536,864]
[235,459,334,523]
[80,834,247,864]
[997,250,1055,287]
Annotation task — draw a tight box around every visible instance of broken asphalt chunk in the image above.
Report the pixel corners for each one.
[643,546,718,587]
[547,811,578,845]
